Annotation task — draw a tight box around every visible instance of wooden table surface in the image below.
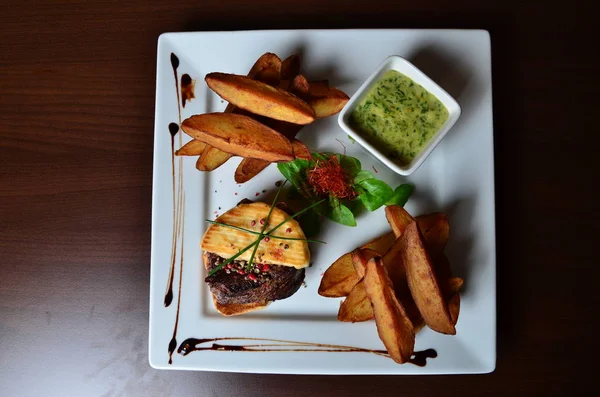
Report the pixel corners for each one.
[1,0,598,395]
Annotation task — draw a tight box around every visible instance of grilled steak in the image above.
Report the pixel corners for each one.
[204,252,305,305]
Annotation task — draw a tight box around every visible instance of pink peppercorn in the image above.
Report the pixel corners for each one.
[248,273,257,281]
[261,264,270,272]
[286,228,292,233]
[250,220,256,226]
[264,237,270,242]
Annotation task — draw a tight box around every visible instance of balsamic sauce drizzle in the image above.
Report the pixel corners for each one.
[164,121,180,307]
[409,349,437,367]
[164,53,181,307]
[168,195,185,364]
[164,52,187,365]
[177,337,437,367]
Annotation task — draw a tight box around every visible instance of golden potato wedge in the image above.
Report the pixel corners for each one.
[234,121,304,184]
[361,232,396,254]
[181,113,294,162]
[248,52,282,87]
[338,281,373,322]
[318,252,360,297]
[401,221,455,335]
[205,73,315,125]
[416,213,450,253]
[385,205,415,238]
[310,96,349,119]
[291,139,311,160]
[289,74,310,100]
[351,248,378,279]
[380,234,425,333]
[386,207,449,252]
[234,158,270,184]
[195,156,204,171]
[197,145,234,171]
[175,139,207,156]
[445,276,464,295]
[364,257,415,364]
[308,84,350,118]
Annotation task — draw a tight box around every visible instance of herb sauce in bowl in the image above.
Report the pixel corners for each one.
[349,70,449,165]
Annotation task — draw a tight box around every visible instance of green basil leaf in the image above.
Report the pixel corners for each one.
[327,196,356,226]
[385,184,414,207]
[277,159,310,189]
[337,154,361,178]
[353,170,375,184]
[356,178,393,211]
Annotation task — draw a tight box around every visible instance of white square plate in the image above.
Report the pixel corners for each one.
[149,29,495,374]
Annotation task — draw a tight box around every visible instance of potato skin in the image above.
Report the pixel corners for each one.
[206,72,315,125]
[181,113,294,162]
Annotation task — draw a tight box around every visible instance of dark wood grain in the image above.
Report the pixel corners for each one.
[1,0,598,395]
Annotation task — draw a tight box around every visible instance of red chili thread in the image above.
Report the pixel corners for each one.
[307,155,357,200]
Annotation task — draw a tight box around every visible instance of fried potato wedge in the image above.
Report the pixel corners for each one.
[416,213,450,253]
[181,113,294,162]
[290,74,310,99]
[385,205,415,238]
[318,252,360,297]
[387,207,450,253]
[248,52,282,87]
[319,232,396,297]
[308,84,350,118]
[197,145,234,171]
[234,158,271,184]
[310,95,349,119]
[364,257,415,364]
[205,73,315,125]
[380,234,425,333]
[401,221,455,335]
[291,139,311,160]
[351,248,378,279]
[338,281,373,322]
[234,121,305,184]
[175,139,207,156]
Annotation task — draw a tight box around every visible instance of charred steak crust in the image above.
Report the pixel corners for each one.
[204,252,305,305]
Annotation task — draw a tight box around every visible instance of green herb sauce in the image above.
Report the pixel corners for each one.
[349,70,448,165]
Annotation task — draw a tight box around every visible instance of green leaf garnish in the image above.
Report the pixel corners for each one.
[327,196,356,226]
[277,152,413,228]
[385,184,414,207]
[355,178,393,211]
